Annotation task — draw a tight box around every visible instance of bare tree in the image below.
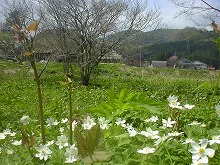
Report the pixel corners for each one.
[39,0,161,86]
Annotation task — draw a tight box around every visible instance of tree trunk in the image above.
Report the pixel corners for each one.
[81,65,90,86]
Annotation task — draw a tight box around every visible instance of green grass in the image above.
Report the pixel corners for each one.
[0,61,219,129]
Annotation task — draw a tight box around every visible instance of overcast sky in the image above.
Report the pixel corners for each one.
[0,0,220,30]
[151,0,220,30]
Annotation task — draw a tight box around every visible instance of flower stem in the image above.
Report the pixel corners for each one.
[30,59,46,144]
[68,82,73,145]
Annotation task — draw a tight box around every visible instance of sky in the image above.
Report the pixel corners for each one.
[150,0,220,30]
[0,0,220,30]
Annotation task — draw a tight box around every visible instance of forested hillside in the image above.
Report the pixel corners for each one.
[117,27,220,68]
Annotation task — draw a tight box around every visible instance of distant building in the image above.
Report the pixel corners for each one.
[150,61,167,68]
[102,51,122,63]
[193,60,207,70]
[178,58,194,69]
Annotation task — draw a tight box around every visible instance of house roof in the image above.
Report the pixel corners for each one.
[193,60,206,65]
[151,61,167,67]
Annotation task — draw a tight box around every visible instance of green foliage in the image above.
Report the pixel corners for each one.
[75,125,111,163]
[89,86,161,125]
[1,61,220,164]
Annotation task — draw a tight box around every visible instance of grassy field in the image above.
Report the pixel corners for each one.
[1,60,220,164]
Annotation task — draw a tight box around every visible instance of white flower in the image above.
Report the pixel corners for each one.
[46,117,54,127]
[0,148,1,153]
[9,132,16,136]
[35,144,52,161]
[189,139,215,162]
[60,127,64,134]
[183,138,194,144]
[82,116,96,130]
[0,133,6,140]
[209,135,220,145]
[167,95,178,103]
[56,135,68,149]
[154,135,171,146]
[168,131,184,137]
[46,140,54,146]
[12,140,22,145]
[3,129,11,135]
[72,120,77,131]
[125,123,133,130]
[98,117,110,130]
[137,146,155,154]
[20,115,30,125]
[61,118,68,123]
[53,120,59,126]
[115,118,126,127]
[65,144,78,163]
[7,149,13,155]
[184,104,195,110]
[215,104,220,116]
[139,127,160,139]
[162,117,176,128]
[116,118,126,127]
[167,95,181,109]
[128,128,138,137]
[149,116,159,122]
[188,121,201,126]
[191,157,208,165]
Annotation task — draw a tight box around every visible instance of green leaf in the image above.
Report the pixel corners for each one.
[87,125,103,155]
[82,150,112,164]
[74,126,87,158]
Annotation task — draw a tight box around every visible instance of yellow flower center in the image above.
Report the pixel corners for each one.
[199,148,205,154]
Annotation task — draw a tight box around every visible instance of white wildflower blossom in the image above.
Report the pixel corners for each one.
[53,120,59,126]
[56,135,68,149]
[162,117,176,128]
[137,146,155,154]
[215,104,220,116]
[60,127,64,134]
[3,129,11,135]
[9,132,16,136]
[35,144,52,161]
[115,118,126,127]
[168,131,184,137]
[0,133,6,140]
[188,121,201,126]
[46,140,54,146]
[20,115,30,125]
[46,117,54,127]
[149,116,159,122]
[61,118,68,123]
[154,135,171,146]
[184,104,195,110]
[72,120,77,131]
[191,157,208,165]
[183,138,195,144]
[139,127,160,139]
[167,95,181,109]
[82,116,96,130]
[128,128,138,137]
[65,144,78,163]
[209,135,220,145]
[189,139,215,162]
[12,140,22,146]
[7,149,13,155]
[145,116,159,123]
[98,117,110,130]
